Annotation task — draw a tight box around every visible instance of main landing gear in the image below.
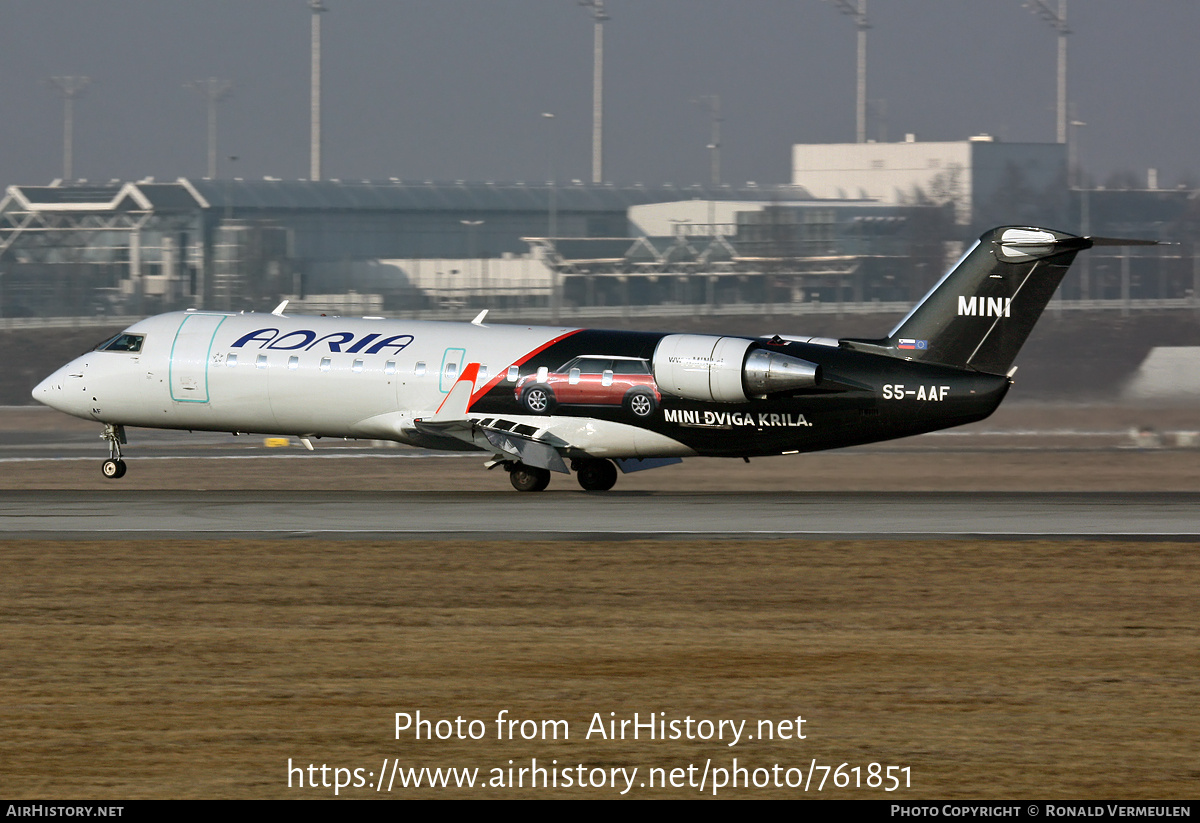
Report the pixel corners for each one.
[503,458,618,492]
[506,463,551,492]
[100,423,127,479]
[573,458,618,491]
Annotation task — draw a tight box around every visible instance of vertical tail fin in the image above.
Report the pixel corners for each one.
[849,226,1153,374]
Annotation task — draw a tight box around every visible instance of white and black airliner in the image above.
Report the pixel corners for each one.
[33,226,1150,491]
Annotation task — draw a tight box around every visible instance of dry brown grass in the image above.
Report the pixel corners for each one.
[2,538,1198,799]
[0,450,1195,493]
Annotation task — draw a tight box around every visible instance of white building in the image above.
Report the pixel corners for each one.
[792,135,1066,225]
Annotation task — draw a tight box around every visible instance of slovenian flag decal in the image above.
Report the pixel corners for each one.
[897,339,928,350]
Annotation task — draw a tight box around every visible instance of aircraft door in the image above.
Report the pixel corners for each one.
[169,313,225,403]
[440,348,466,393]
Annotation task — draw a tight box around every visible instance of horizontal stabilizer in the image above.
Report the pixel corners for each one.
[1087,235,1163,247]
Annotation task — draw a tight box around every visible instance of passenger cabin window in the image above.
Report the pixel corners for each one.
[256,354,267,369]
[320,357,331,372]
[479,365,489,381]
[506,365,519,382]
[415,362,426,377]
[445,362,458,380]
[385,361,396,375]
[352,360,364,373]
[288,356,299,370]
[96,333,144,353]
[226,354,238,367]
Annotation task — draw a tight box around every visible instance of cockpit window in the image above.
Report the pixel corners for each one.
[95,333,144,353]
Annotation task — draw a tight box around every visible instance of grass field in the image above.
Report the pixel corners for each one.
[2,537,1198,799]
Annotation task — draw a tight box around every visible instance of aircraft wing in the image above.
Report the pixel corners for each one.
[414,414,571,474]
[413,363,570,473]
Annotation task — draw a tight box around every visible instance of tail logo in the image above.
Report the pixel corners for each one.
[958,296,1011,318]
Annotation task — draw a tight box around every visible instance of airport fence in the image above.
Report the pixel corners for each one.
[0,297,1195,330]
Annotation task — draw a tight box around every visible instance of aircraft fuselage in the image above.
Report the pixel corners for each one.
[35,309,1008,461]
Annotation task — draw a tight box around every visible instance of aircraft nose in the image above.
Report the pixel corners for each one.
[32,367,79,415]
[32,373,58,405]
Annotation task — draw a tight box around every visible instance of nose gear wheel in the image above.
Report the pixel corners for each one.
[100,424,128,480]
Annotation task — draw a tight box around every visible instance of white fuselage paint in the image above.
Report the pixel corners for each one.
[33,310,696,459]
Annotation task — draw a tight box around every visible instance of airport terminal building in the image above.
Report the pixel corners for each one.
[0,167,1193,322]
[0,178,950,318]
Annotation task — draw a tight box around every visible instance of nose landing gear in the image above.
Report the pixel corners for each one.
[101,424,127,479]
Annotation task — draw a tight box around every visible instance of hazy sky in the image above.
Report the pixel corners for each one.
[2,1,1197,190]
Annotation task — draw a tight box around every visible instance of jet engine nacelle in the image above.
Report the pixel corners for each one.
[651,334,821,404]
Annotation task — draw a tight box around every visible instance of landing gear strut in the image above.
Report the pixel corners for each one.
[507,463,551,492]
[101,424,127,479]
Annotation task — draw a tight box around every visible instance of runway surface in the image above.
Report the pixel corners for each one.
[0,490,1195,539]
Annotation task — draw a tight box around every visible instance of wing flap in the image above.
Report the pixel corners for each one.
[481,428,569,473]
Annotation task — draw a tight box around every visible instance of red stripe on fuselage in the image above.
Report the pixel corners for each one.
[468,328,582,408]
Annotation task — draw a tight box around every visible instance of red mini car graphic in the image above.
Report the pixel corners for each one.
[514,355,660,418]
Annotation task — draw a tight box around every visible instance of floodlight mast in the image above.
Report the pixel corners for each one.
[50,76,90,180]
[1024,0,1069,144]
[827,0,868,144]
[579,1,608,183]
[309,0,328,180]
[186,78,233,179]
[696,94,722,186]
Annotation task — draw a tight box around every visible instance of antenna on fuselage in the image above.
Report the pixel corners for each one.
[271,300,289,316]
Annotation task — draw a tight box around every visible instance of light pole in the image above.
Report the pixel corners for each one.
[541,112,560,322]
[1025,0,1069,144]
[186,78,233,179]
[542,112,558,240]
[827,1,868,143]
[309,0,328,180]
[1067,116,1085,189]
[219,155,239,310]
[461,220,485,300]
[578,1,607,183]
[696,95,722,186]
[50,76,90,180]
[1070,118,1088,299]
